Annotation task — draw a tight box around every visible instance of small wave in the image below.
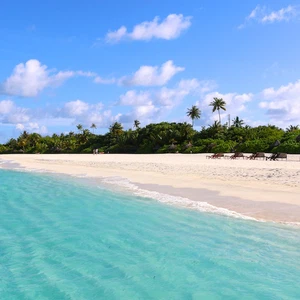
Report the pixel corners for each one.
[2,165,298,227]
[99,177,259,222]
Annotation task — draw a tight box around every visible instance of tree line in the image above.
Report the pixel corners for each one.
[1,98,300,154]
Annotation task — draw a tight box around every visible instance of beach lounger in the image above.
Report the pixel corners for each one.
[247,153,256,160]
[266,153,288,161]
[206,153,224,159]
[266,153,277,161]
[276,153,287,161]
[248,152,266,160]
[230,152,245,159]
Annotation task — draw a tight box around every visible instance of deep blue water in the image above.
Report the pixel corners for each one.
[0,169,299,299]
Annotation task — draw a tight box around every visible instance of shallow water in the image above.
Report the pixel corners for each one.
[0,169,299,299]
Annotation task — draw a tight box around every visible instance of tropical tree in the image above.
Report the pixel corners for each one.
[208,120,223,137]
[286,125,299,132]
[232,116,245,128]
[3,118,300,155]
[76,124,83,133]
[80,129,91,144]
[18,139,27,152]
[109,122,123,137]
[133,120,140,129]
[90,123,97,134]
[209,97,226,124]
[16,131,30,152]
[27,133,42,150]
[186,105,201,127]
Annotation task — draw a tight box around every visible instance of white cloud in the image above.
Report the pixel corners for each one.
[261,5,297,23]
[157,79,216,107]
[95,61,184,87]
[15,122,48,135]
[0,98,118,137]
[119,78,216,109]
[76,71,97,77]
[120,60,184,86]
[16,123,25,131]
[60,100,117,128]
[117,78,216,126]
[1,59,97,97]
[94,76,116,84]
[106,26,127,43]
[119,90,152,106]
[239,5,298,29]
[248,5,261,20]
[0,99,31,124]
[0,100,15,114]
[6,109,30,124]
[118,104,161,126]
[135,105,159,118]
[63,100,90,117]
[106,14,191,43]
[38,125,48,135]
[259,80,300,125]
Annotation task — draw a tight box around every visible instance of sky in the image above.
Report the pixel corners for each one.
[0,0,300,142]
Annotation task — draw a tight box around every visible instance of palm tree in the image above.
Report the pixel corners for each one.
[286,125,299,132]
[18,138,27,152]
[76,124,83,133]
[209,97,226,124]
[27,133,41,148]
[232,116,245,128]
[80,129,91,144]
[133,120,140,129]
[208,121,223,137]
[186,105,201,127]
[109,122,123,137]
[90,123,97,134]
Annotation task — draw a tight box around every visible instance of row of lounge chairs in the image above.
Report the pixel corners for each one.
[206,152,288,160]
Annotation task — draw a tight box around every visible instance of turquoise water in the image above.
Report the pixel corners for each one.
[0,169,299,299]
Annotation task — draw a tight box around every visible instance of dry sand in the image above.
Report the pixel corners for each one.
[1,153,300,223]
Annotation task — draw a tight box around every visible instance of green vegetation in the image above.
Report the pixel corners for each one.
[1,99,300,154]
[1,122,299,154]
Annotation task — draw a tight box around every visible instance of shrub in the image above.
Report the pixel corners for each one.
[185,146,206,153]
[236,140,269,153]
[212,141,237,153]
[0,145,8,153]
[272,141,300,154]
[82,147,93,154]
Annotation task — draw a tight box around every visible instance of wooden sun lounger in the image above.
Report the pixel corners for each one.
[206,153,224,159]
[266,153,288,161]
[275,153,288,160]
[230,152,245,159]
[248,152,266,160]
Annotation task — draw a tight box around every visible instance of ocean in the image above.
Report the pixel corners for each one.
[0,168,299,299]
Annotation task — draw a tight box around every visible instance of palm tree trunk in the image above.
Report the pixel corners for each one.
[218,109,221,124]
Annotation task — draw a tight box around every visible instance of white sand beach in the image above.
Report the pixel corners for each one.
[1,153,300,223]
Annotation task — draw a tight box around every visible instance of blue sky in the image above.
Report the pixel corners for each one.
[0,0,300,142]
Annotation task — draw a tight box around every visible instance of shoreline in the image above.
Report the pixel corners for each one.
[1,153,300,224]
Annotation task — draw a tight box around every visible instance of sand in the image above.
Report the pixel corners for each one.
[1,153,300,223]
